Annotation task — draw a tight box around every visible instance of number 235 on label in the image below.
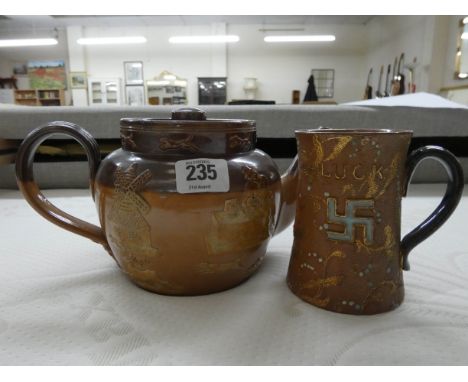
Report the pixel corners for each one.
[175,158,230,193]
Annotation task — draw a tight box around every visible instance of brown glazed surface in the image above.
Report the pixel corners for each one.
[92,112,296,295]
[15,111,298,296]
[287,130,412,314]
[95,154,281,295]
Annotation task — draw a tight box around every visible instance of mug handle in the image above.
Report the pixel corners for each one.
[15,121,109,251]
[401,145,464,270]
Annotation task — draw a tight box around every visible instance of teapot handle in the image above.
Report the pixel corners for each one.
[15,121,109,251]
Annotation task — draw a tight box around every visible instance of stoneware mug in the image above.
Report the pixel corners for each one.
[287,129,464,315]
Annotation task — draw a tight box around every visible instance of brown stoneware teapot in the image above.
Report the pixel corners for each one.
[15,107,298,295]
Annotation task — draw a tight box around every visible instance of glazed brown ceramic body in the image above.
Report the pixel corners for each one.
[287,129,463,315]
[96,121,281,295]
[15,108,298,296]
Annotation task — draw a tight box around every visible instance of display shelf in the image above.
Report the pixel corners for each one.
[146,71,187,106]
[37,89,65,106]
[15,89,65,106]
[14,90,38,106]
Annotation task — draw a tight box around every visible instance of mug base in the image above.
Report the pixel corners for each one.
[286,278,404,315]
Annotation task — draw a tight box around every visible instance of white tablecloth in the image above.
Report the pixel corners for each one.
[343,92,468,109]
[1,185,468,365]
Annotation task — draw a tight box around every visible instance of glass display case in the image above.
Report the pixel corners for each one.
[88,78,122,105]
[146,71,187,105]
[198,77,227,105]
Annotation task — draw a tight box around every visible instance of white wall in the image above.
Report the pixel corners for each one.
[0,29,71,103]
[426,16,451,94]
[0,21,368,105]
[67,25,88,106]
[0,60,10,77]
[0,28,69,81]
[441,15,468,89]
[364,16,435,94]
[82,24,219,104]
[74,22,368,104]
[2,16,466,106]
[227,24,367,103]
[364,15,468,96]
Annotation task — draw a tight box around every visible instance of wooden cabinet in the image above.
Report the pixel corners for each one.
[37,89,65,106]
[88,78,122,105]
[14,90,38,106]
[14,89,65,106]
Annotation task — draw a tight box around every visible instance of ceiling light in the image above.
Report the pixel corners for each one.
[77,36,147,45]
[458,73,468,79]
[264,35,336,43]
[0,38,58,48]
[258,28,305,32]
[463,17,468,24]
[169,35,239,44]
[462,32,468,40]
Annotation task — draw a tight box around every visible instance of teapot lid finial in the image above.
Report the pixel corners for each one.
[171,107,207,121]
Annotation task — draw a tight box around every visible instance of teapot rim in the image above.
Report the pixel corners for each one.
[120,117,256,132]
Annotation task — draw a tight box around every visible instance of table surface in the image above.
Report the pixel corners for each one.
[1,184,467,365]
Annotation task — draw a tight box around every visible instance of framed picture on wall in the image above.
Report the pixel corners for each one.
[124,61,144,85]
[126,85,145,106]
[311,69,335,98]
[13,63,27,75]
[28,60,67,89]
[69,72,87,89]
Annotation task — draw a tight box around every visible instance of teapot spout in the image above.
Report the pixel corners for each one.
[274,155,298,235]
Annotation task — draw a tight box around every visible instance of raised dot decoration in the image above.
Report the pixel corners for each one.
[300,263,315,271]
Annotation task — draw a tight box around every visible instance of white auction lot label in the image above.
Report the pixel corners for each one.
[175,158,230,193]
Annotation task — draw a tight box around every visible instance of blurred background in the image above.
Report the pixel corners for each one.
[0,15,467,107]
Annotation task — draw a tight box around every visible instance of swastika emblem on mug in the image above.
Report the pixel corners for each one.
[325,197,375,245]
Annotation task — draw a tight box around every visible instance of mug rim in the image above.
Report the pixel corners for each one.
[295,128,413,135]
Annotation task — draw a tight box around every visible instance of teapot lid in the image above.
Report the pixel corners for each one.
[172,107,207,121]
[120,107,255,132]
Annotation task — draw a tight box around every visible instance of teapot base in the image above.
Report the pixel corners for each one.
[127,271,259,296]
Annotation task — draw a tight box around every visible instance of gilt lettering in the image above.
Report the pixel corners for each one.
[321,163,384,181]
